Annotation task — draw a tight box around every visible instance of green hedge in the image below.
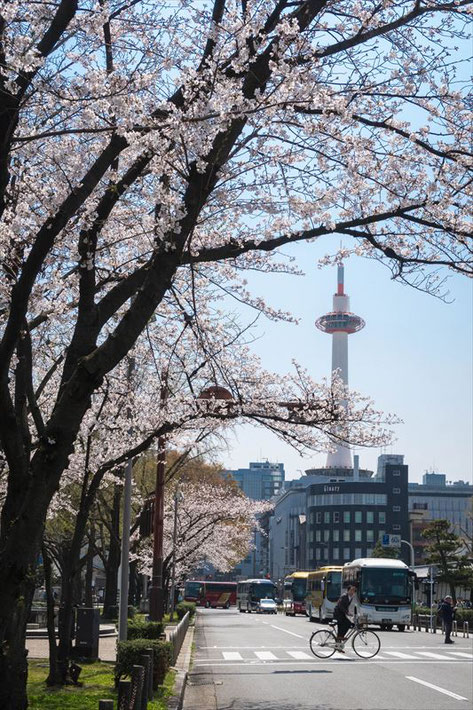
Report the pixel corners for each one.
[414,605,473,624]
[101,604,136,620]
[175,602,196,620]
[127,618,165,639]
[116,638,173,689]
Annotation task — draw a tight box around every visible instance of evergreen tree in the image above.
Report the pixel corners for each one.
[422,520,472,603]
[370,540,399,559]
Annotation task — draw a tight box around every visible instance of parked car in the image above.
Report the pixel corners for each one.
[258,598,277,614]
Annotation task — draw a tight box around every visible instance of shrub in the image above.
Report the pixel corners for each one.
[175,602,196,620]
[116,638,173,689]
[127,619,165,639]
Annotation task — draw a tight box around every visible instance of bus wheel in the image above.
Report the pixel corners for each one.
[239,606,244,613]
[397,624,405,632]
[380,624,386,630]
[386,624,393,631]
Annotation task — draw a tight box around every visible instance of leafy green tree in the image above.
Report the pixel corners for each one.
[370,540,399,559]
[422,519,472,603]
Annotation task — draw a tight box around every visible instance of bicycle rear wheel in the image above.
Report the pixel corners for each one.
[352,629,380,658]
[309,629,337,658]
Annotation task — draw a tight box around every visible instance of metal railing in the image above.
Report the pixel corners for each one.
[168,611,190,665]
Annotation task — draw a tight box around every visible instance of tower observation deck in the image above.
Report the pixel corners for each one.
[315,265,365,468]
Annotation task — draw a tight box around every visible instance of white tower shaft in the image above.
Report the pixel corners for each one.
[327,265,351,468]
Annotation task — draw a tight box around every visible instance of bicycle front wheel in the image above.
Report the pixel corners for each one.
[352,629,380,658]
[309,629,337,658]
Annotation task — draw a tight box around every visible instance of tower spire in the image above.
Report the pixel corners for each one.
[315,266,365,468]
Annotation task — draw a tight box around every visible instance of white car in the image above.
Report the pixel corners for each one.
[258,598,277,614]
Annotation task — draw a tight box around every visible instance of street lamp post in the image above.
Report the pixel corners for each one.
[149,430,166,622]
[169,485,182,622]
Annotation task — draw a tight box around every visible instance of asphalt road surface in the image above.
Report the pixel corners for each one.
[183,608,473,710]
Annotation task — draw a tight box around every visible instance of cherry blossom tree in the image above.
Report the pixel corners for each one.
[0,1,471,706]
[134,478,273,587]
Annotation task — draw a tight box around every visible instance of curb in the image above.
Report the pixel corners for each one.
[167,623,194,710]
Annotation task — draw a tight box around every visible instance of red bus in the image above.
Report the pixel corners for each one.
[184,580,237,608]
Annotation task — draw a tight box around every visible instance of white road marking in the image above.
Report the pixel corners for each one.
[270,624,304,638]
[406,676,469,701]
[254,651,277,660]
[417,651,455,660]
[222,652,243,661]
[450,652,473,659]
[385,651,418,659]
[286,651,313,660]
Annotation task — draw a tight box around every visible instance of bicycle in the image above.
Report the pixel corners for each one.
[309,615,380,659]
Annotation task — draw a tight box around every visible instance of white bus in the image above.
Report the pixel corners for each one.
[342,558,415,631]
[237,578,277,613]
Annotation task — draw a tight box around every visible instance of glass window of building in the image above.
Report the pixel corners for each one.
[355,547,362,557]
[343,529,350,542]
[366,529,374,542]
[324,530,330,542]
[333,548,340,560]
[366,548,373,556]
[393,506,401,512]
[333,511,340,523]
[324,511,330,523]
[378,530,384,541]
[355,529,362,542]
[344,511,351,523]
[316,530,321,541]
[366,511,374,524]
[316,512,322,523]
[355,511,362,523]
[333,529,339,542]
[344,547,350,560]
[378,512,386,524]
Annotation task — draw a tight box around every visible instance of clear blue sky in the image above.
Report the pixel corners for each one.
[223,237,472,485]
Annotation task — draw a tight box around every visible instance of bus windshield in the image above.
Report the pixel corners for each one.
[325,572,342,601]
[291,578,307,602]
[251,583,276,600]
[360,569,410,603]
[185,581,203,598]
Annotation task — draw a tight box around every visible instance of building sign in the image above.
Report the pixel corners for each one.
[323,485,340,493]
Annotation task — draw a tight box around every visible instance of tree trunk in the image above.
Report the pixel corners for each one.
[43,544,61,686]
[0,569,36,710]
[102,485,121,618]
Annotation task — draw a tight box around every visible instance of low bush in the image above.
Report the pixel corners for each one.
[116,638,173,689]
[175,602,196,620]
[127,619,165,639]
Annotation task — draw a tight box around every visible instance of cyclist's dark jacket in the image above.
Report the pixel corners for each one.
[334,592,352,619]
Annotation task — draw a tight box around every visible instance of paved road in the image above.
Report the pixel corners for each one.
[184,608,473,710]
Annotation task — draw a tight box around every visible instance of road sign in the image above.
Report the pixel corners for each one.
[382,534,401,548]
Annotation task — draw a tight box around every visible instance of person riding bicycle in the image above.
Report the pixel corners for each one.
[333,585,356,652]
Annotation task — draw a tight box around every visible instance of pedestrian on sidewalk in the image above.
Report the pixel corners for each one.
[438,595,456,644]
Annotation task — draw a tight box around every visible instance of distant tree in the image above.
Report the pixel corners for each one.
[370,540,399,559]
[422,519,472,603]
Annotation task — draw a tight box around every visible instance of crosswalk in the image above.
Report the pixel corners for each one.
[196,649,473,664]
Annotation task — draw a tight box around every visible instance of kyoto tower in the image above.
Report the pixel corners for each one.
[316,265,365,468]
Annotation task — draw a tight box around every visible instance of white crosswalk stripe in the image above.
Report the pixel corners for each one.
[286,651,313,660]
[210,649,473,663]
